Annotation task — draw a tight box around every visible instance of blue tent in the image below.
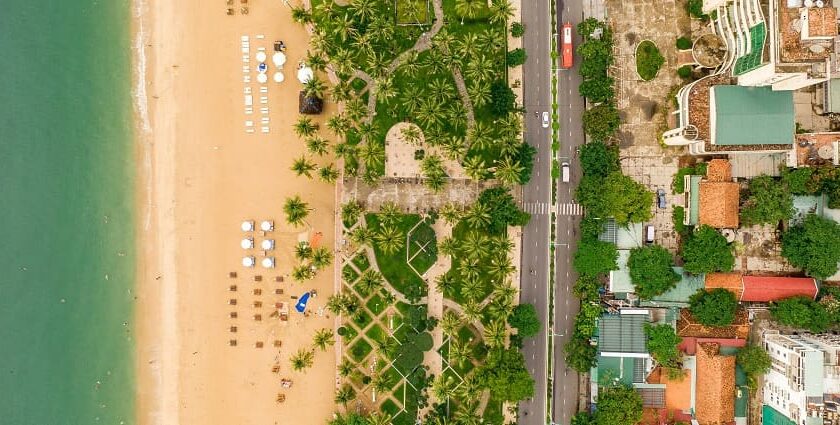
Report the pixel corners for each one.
[295,292,310,313]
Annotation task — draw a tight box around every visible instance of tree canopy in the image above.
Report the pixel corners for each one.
[573,239,618,277]
[475,348,535,402]
[594,385,643,425]
[770,296,833,333]
[476,187,530,233]
[681,225,734,274]
[645,323,682,370]
[490,79,516,116]
[688,288,738,326]
[740,175,794,226]
[582,104,621,142]
[580,141,620,178]
[628,245,680,299]
[508,303,541,338]
[736,345,771,389]
[576,172,653,225]
[781,214,840,279]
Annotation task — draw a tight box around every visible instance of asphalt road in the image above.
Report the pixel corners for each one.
[517,0,554,423]
[552,0,586,423]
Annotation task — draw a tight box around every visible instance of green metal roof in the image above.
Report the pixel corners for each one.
[762,405,795,425]
[609,250,634,294]
[640,267,704,307]
[734,23,767,76]
[598,313,649,354]
[689,175,701,225]
[597,356,637,386]
[712,86,794,146]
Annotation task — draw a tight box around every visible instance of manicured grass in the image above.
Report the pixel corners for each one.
[380,398,401,416]
[342,263,359,284]
[392,412,414,425]
[366,213,428,300]
[366,293,388,317]
[636,40,665,81]
[407,218,437,275]
[349,338,373,363]
[339,322,359,343]
[366,323,387,345]
[351,252,371,272]
[353,308,373,330]
[392,381,406,403]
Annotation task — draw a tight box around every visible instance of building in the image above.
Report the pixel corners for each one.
[763,332,840,425]
[696,342,737,425]
[705,273,819,301]
[684,159,742,227]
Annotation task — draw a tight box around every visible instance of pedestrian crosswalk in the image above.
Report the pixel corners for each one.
[557,203,583,216]
[522,202,550,214]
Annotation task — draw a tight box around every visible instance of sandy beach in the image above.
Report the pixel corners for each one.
[134,0,338,423]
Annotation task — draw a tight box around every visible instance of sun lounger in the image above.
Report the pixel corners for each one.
[229,312,238,318]
[241,35,249,41]
[256,34,265,39]
[245,120,254,127]
[244,87,251,94]
[245,108,253,115]
[260,87,268,93]
[261,127,269,133]
[260,107,269,114]
[260,97,268,105]
[230,326,237,333]
[261,118,270,124]
[246,129,255,134]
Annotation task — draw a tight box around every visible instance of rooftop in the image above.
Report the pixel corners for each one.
[695,342,736,425]
[705,273,745,299]
[794,132,840,167]
[741,275,818,301]
[779,1,837,63]
[699,181,740,228]
[711,86,794,146]
[706,159,733,181]
[598,313,649,354]
[677,308,750,339]
[762,405,796,425]
[640,267,705,307]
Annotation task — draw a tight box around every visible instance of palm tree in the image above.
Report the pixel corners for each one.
[330,81,354,103]
[417,97,445,129]
[375,337,398,358]
[421,155,447,180]
[378,201,401,226]
[293,116,318,138]
[495,157,523,187]
[338,359,355,377]
[435,272,457,295]
[492,281,518,301]
[314,0,335,17]
[283,195,311,227]
[456,33,480,57]
[483,320,506,348]
[357,122,380,144]
[465,54,496,85]
[458,258,481,283]
[449,338,472,368]
[291,156,317,178]
[367,412,391,425]
[454,0,484,22]
[428,78,455,103]
[439,203,463,224]
[327,114,351,136]
[291,5,312,23]
[351,32,374,57]
[460,232,489,260]
[460,275,484,300]
[333,14,357,42]
[432,28,456,52]
[438,237,458,257]
[467,80,491,108]
[350,225,375,246]
[400,51,421,78]
[367,52,388,77]
[480,28,506,52]
[292,264,315,281]
[345,98,368,123]
[376,226,404,255]
[465,202,491,229]
[440,310,462,336]
[294,241,313,261]
[334,384,356,406]
[432,375,458,404]
[356,269,384,294]
[311,247,333,269]
[305,50,327,72]
[400,125,422,145]
[498,136,521,158]
[401,86,424,115]
[457,374,483,404]
[487,292,515,320]
[349,0,377,21]
[441,136,466,161]
[370,373,392,393]
[489,0,514,24]
[462,300,482,324]
[331,48,356,76]
[463,155,488,181]
[492,234,514,252]
[453,401,481,425]
[488,254,515,281]
[303,77,328,100]
[312,328,335,351]
[373,76,396,103]
[499,112,523,138]
[466,121,493,151]
[319,164,339,183]
[306,136,330,156]
[290,348,315,371]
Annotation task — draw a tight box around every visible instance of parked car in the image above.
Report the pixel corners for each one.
[542,112,550,128]
[561,162,570,183]
[656,189,666,209]
[645,225,655,244]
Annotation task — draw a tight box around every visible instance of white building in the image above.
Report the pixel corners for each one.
[763,331,840,425]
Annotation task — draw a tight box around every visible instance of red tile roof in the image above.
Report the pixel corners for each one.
[695,342,736,425]
[741,276,818,302]
[678,337,747,355]
[705,273,744,299]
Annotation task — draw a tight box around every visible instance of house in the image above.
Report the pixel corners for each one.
[591,310,655,399]
[676,308,750,340]
[602,222,644,298]
[695,342,737,425]
[684,159,741,228]
[705,273,819,302]
[762,331,840,425]
[639,267,706,308]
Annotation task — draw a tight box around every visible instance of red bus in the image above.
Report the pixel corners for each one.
[561,22,574,69]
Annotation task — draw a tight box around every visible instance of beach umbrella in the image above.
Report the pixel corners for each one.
[295,292,311,313]
[241,220,255,231]
[272,52,287,67]
[273,72,285,83]
[257,62,268,74]
[256,51,267,63]
[261,220,274,231]
[262,257,275,269]
[257,73,268,84]
[241,238,254,249]
[242,256,256,267]
[296,66,313,84]
[261,239,275,250]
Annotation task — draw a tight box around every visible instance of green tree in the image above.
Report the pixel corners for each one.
[681,225,735,273]
[688,288,738,326]
[290,348,315,371]
[510,22,525,37]
[306,136,330,156]
[740,175,794,226]
[516,143,538,184]
[476,187,530,233]
[293,116,318,138]
[311,247,333,269]
[572,412,594,425]
[781,214,840,279]
[319,164,339,183]
[312,328,335,351]
[770,296,832,332]
[474,348,535,402]
[565,334,597,372]
[283,195,311,227]
[579,76,615,104]
[303,76,327,100]
[375,226,405,255]
[490,80,516,116]
[574,239,618,277]
[781,167,816,195]
[593,385,643,425]
[508,304,541,337]
[677,65,693,79]
[627,245,680,299]
[582,104,621,141]
[576,172,653,225]
[356,269,384,295]
[506,48,527,66]
[644,323,682,370]
[454,0,485,21]
[291,156,317,178]
[334,384,356,406]
[676,36,692,49]
[580,141,620,177]
[737,345,771,389]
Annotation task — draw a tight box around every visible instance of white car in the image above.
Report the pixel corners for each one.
[541,112,550,128]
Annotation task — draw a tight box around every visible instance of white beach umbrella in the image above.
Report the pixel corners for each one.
[260,220,274,231]
[241,220,255,231]
[296,66,313,84]
[273,72,285,83]
[262,257,276,269]
[257,73,268,84]
[241,238,254,249]
[242,256,256,268]
[256,51,267,63]
[261,239,275,250]
[272,52,287,67]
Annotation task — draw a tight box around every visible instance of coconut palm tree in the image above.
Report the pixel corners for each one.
[338,359,355,377]
[330,48,356,76]
[356,269,384,295]
[334,142,357,164]
[303,77,328,100]
[456,33,480,57]
[489,0,514,24]
[421,48,448,75]
[462,300,482,323]
[314,0,336,17]
[312,328,335,351]
[488,254,514,281]
[327,114,352,136]
[351,32,374,57]
[290,348,315,371]
[291,156,317,178]
[440,310,462,336]
[454,403,482,425]
[359,142,385,169]
[367,15,395,45]
[438,237,458,257]
[417,97,445,129]
[441,136,466,161]
[378,201,401,226]
[454,0,484,22]
[466,122,493,151]
[349,0,377,21]
[293,116,318,138]
[483,320,506,348]
[435,272,457,295]
[492,281,518,301]
[457,258,481,284]
[465,202,491,229]
[333,14,357,42]
[425,173,446,192]
[457,374,483,404]
[492,234,514,252]
[357,122,380,144]
[330,81,354,103]
[306,136,330,156]
[319,164,339,183]
[480,28,506,52]
[439,203,463,224]
[367,412,391,425]
[294,241,313,261]
[291,5,313,23]
[467,80,492,108]
[370,374,392,394]
[460,232,489,260]
[350,225,375,246]
[449,338,472,368]
[486,292,515,320]
[499,112,523,138]
[334,384,356,406]
[400,86,424,115]
[495,157,523,187]
[428,78,455,104]
[375,337,398,358]
[376,226,404,255]
[431,375,457,402]
[373,76,396,103]
[465,54,496,85]
[292,264,315,281]
[498,136,521,158]
[309,31,332,55]
[283,195,311,227]
[400,51,421,78]
[400,125,422,145]
[421,155,447,181]
[461,275,484,301]
[311,247,333,269]
[463,155,488,181]
[305,50,327,72]
[366,52,388,77]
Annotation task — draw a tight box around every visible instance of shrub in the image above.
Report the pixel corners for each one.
[636,41,665,81]
[689,288,738,326]
[737,345,771,389]
[337,326,348,336]
[672,206,687,235]
[676,37,692,50]
[510,22,525,37]
[573,239,619,277]
[507,48,528,67]
[677,65,693,79]
[580,141,620,178]
[686,0,708,20]
[770,296,833,332]
[490,80,516,116]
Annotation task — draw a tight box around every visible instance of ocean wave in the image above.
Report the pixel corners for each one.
[133,0,151,134]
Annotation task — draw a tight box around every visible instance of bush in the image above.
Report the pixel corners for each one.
[681,225,734,274]
[676,37,692,50]
[740,175,794,226]
[737,345,771,389]
[337,326,348,336]
[582,104,621,141]
[507,48,528,67]
[509,304,541,337]
[510,22,525,37]
[490,80,516,116]
[645,323,683,370]
[781,167,816,195]
[635,41,665,81]
[781,214,840,279]
[593,385,643,425]
[689,288,738,326]
[677,65,693,79]
[770,296,833,332]
[579,75,615,104]
[672,206,687,235]
[686,0,708,20]
[580,141,620,178]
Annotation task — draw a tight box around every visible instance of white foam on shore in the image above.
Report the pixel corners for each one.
[133,0,151,135]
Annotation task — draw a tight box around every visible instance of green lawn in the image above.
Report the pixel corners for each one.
[351,252,371,272]
[445,220,496,305]
[366,323,387,344]
[636,40,665,81]
[396,0,430,24]
[380,397,401,416]
[342,263,359,284]
[353,308,373,330]
[407,218,438,274]
[339,322,359,343]
[482,393,505,424]
[366,213,428,300]
[349,338,373,363]
[366,292,388,317]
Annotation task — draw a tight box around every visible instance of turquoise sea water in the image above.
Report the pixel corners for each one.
[0,0,136,423]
